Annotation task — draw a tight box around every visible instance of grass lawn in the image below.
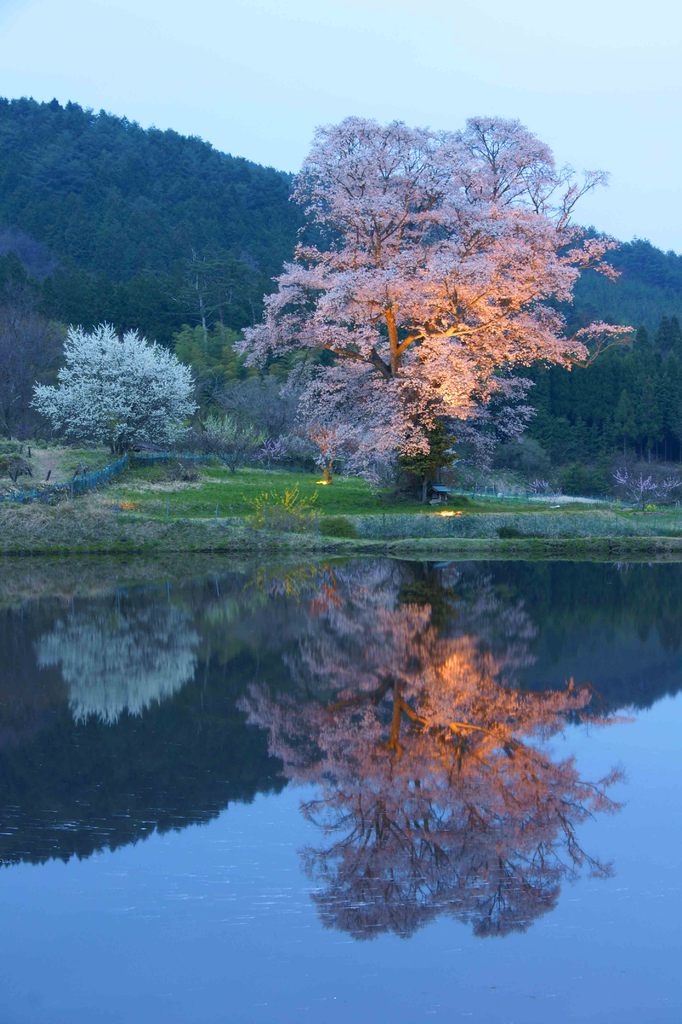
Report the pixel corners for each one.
[107,465,418,517]
[104,463,598,520]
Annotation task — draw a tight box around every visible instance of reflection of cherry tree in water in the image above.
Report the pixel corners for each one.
[36,602,199,724]
[242,563,622,940]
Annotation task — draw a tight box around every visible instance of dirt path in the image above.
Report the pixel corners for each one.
[22,446,108,485]
[29,447,65,484]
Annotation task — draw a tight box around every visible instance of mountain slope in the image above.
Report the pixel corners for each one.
[0,97,301,340]
[572,239,682,333]
[0,96,300,279]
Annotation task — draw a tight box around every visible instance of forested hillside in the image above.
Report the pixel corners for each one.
[2,98,681,342]
[523,317,682,489]
[571,240,682,334]
[2,96,682,479]
[0,97,301,341]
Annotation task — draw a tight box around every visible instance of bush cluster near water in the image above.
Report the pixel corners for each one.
[349,511,664,540]
[318,516,358,539]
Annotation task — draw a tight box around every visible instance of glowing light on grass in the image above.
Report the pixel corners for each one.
[316,479,331,485]
[435,509,462,517]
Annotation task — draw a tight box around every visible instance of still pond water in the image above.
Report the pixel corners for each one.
[1,557,681,1023]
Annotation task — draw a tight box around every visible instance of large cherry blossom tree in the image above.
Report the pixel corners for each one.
[242,116,631,466]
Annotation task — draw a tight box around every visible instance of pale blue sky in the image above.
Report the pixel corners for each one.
[1,0,680,251]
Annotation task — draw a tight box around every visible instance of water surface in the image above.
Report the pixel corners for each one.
[1,558,681,1022]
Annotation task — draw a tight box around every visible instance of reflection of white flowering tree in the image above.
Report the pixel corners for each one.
[36,603,199,724]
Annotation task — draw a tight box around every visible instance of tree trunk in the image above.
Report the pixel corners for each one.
[196,278,208,348]
[384,308,400,376]
[388,682,402,752]
[421,476,428,503]
[323,464,333,484]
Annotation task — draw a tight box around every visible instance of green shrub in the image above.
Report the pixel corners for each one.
[0,440,22,456]
[559,463,610,497]
[250,485,318,532]
[493,437,552,477]
[497,525,525,539]
[318,515,358,538]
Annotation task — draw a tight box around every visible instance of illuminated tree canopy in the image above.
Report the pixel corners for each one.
[242,117,632,470]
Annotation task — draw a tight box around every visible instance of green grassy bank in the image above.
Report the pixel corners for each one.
[4,461,682,558]
[4,500,682,559]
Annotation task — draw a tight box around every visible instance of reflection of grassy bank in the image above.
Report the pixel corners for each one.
[0,553,348,606]
[0,553,229,606]
[4,543,682,614]
[386,535,682,560]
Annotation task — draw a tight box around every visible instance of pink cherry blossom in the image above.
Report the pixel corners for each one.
[241,117,631,460]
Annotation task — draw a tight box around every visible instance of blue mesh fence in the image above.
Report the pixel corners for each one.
[0,454,130,505]
[432,485,619,505]
[131,453,213,465]
[0,451,213,506]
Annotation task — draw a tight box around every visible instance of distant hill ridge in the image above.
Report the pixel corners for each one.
[0,96,681,343]
[572,239,682,333]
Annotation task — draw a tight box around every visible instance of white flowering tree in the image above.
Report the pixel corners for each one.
[32,323,196,453]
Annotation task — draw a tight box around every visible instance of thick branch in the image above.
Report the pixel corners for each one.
[368,348,393,379]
